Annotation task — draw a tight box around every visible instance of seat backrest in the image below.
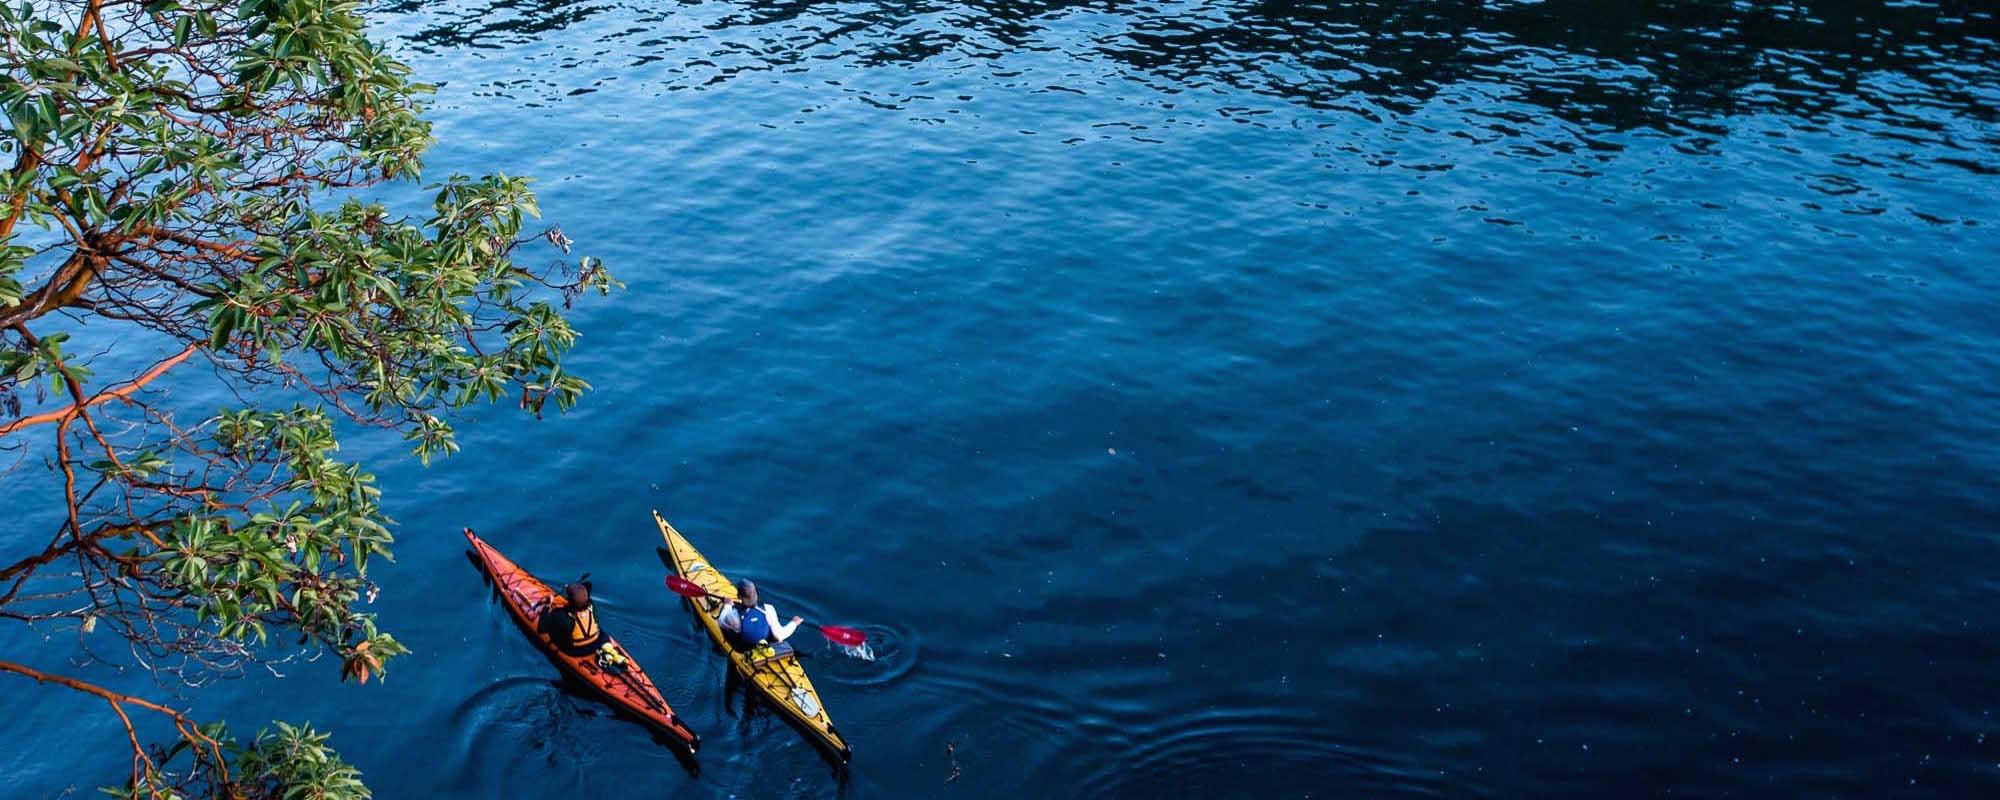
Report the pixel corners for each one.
[748,640,797,667]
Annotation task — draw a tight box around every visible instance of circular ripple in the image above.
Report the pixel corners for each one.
[442,675,577,790]
[807,622,920,687]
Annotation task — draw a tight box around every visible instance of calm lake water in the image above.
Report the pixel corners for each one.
[8,0,2000,796]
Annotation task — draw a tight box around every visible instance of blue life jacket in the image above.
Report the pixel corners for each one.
[738,605,772,643]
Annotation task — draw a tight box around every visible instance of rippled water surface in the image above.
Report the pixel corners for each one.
[9,0,2000,796]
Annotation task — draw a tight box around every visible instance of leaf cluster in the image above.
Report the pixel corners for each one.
[106,721,369,800]
[155,406,405,673]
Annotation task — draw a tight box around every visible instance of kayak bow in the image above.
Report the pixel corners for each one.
[653,512,852,762]
[465,528,700,751]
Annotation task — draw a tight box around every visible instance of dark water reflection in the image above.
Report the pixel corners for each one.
[373,0,1999,226]
[387,1,1999,133]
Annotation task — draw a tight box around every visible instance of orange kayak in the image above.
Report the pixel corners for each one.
[465,529,699,751]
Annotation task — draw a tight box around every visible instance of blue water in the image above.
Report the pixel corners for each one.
[6,0,2000,796]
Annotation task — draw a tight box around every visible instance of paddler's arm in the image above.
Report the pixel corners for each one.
[537,602,571,640]
[764,604,803,642]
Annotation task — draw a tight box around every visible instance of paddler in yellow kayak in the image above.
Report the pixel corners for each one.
[717,580,803,650]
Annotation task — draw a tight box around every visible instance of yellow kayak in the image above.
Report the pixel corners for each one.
[654,511,852,762]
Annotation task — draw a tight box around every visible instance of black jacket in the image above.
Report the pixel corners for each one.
[539,600,602,656]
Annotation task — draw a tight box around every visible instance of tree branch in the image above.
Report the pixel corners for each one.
[0,343,199,437]
[0,657,231,797]
[0,657,191,722]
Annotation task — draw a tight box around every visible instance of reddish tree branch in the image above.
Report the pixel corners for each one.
[0,658,229,796]
[0,656,194,722]
[0,343,199,437]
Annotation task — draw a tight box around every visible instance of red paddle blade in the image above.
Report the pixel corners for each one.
[817,624,867,647]
[663,575,711,599]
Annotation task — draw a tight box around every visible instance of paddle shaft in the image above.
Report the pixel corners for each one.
[664,576,863,645]
[685,584,807,626]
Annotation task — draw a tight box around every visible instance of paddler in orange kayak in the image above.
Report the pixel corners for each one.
[540,581,629,670]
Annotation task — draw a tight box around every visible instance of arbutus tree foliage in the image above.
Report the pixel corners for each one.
[0,0,616,796]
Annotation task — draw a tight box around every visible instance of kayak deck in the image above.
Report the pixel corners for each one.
[466,529,699,750]
[653,512,851,761]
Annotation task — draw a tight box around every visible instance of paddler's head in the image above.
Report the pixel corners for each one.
[564,582,591,609]
[736,580,759,608]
